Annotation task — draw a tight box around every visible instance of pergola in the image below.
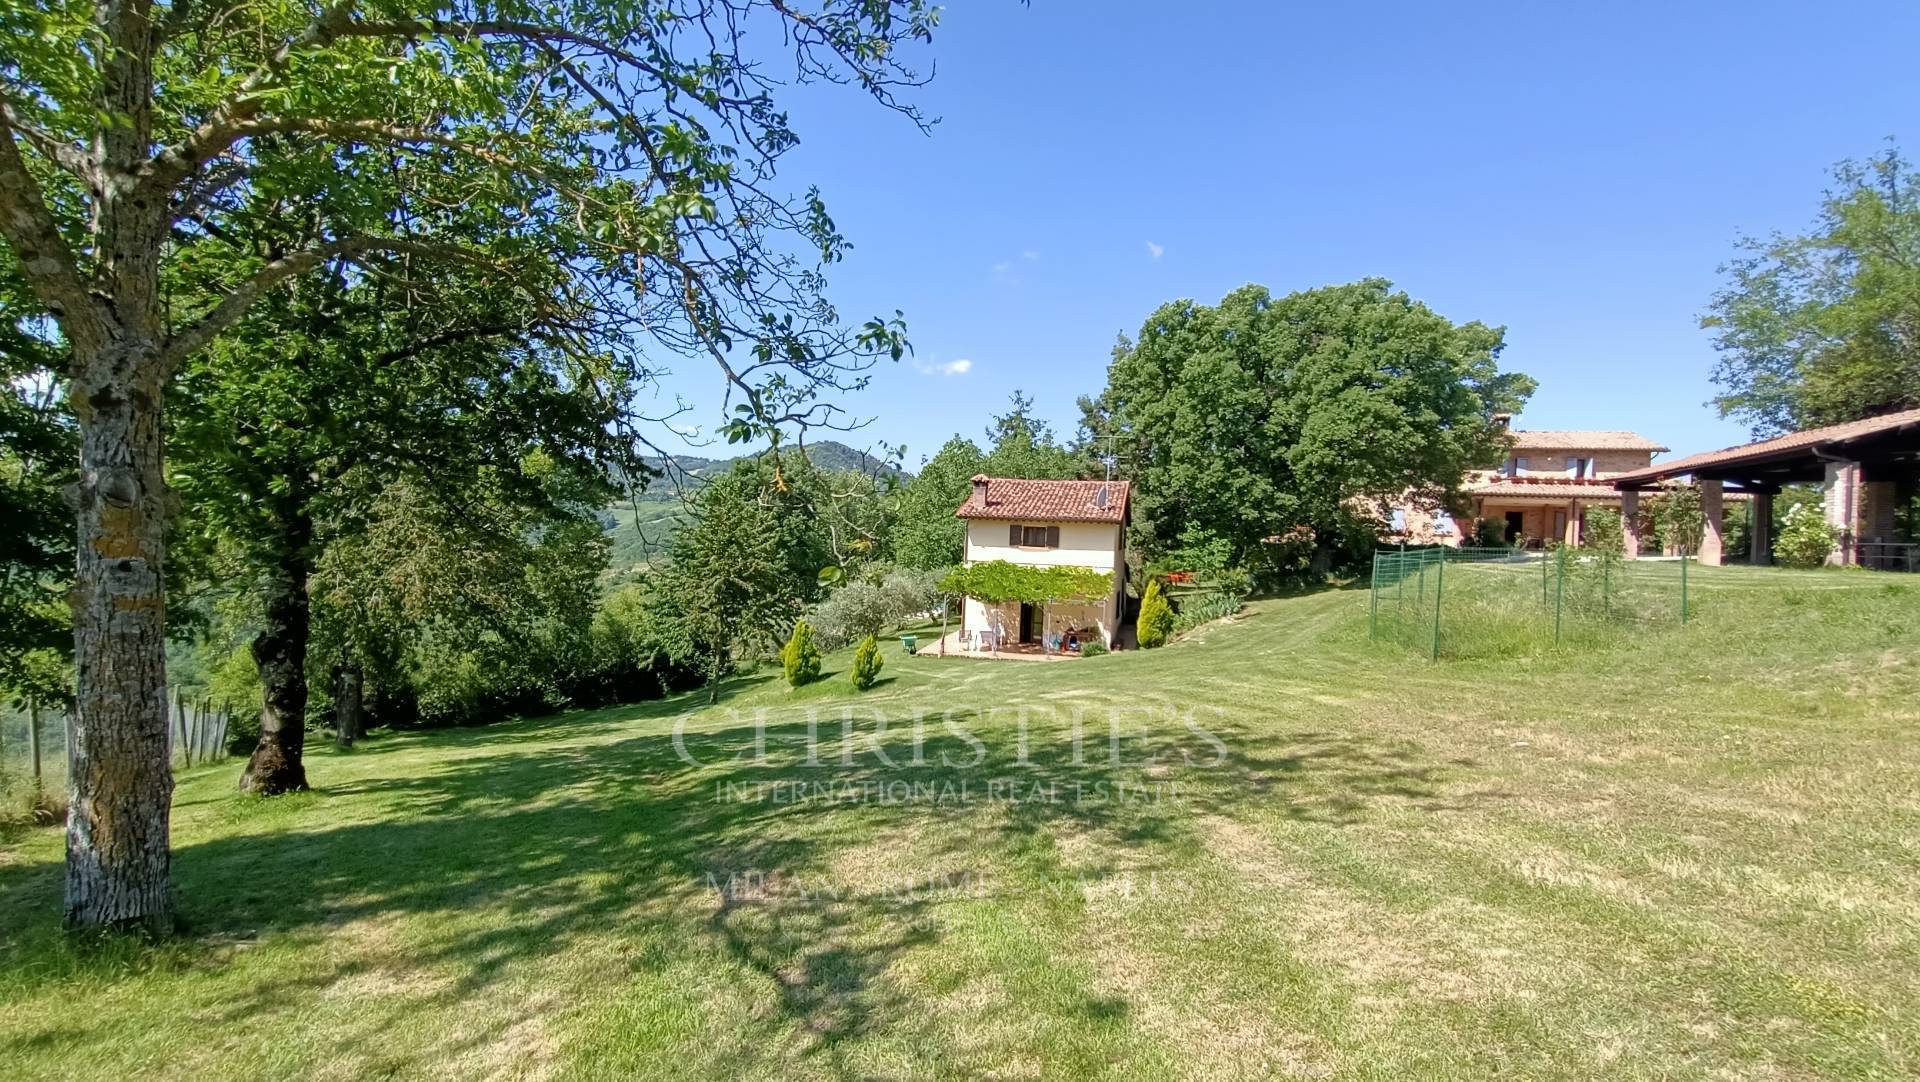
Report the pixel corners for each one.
[1610,407,1920,568]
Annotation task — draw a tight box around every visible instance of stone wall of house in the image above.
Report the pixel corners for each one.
[1502,449,1656,477]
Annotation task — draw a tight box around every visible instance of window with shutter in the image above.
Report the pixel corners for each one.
[1020,525,1049,547]
[1046,525,1060,548]
[1009,523,1022,546]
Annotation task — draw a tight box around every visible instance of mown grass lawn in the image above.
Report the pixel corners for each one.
[2,565,1917,1080]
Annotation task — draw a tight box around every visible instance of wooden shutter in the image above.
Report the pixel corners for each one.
[1009,523,1022,546]
[1046,525,1060,548]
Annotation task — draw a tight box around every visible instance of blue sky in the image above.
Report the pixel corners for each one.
[642,1,1920,468]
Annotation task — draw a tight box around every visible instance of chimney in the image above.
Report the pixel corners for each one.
[1492,413,1513,430]
[970,474,989,506]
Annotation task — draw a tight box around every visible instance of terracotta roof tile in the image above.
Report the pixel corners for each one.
[955,476,1130,524]
[1507,430,1669,452]
[1612,407,1920,485]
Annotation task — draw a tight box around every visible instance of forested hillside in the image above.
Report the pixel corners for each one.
[604,441,909,578]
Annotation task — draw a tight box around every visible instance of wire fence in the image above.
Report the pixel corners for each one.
[1,694,237,806]
[1370,545,1696,660]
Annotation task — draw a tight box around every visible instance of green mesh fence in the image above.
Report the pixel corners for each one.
[1369,546,1694,660]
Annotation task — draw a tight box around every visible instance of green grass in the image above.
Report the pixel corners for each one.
[2,564,1917,1079]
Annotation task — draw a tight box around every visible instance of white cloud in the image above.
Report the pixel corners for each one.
[914,357,973,377]
[1022,250,1041,261]
[991,261,1012,273]
[1146,241,1164,260]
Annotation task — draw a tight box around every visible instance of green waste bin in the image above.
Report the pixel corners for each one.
[900,635,917,655]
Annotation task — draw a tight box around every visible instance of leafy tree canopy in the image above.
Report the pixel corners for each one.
[0,307,70,705]
[890,392,1080,571]
[892,435,983,570]
[981,390,1081,480]
[1084,280,1534,570]
[1704,146,1920,436]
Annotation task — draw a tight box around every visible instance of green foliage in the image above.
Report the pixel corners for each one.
[1077,638,1109,657]
[850,634,884,690]
[1897,493,1920,541]
[661,456,839,697]
[810,568,943,651]
[0,338,71,706]
[1154,526,1236,577]
[938,562,1113,606]
[1704,146,1920,435]
[782,621,823,688]
[980,391,1082,480]
[891,394,1080,573]
[809,582,896,652]
[1582,508,1625,554]
[1641,486,1705,554]
[892,436,985,570]
[1084,280,1534,571]
[1171,591,1245,635]
[1138,578,1175,649]
[1776,504,1840,568]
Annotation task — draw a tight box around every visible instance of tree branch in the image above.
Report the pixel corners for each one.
[139,1,360,196]
[160,236,496,369]
[0,100,92,181]
[0,107,104,342]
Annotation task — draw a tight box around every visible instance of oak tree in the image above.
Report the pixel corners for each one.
[1084,281,1534,571]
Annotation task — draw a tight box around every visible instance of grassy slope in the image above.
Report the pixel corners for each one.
[1,566,1916,1080]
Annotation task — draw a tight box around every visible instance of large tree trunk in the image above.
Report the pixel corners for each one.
[65,336,175,934]
[334,660,365,749]
[240,526,312,793]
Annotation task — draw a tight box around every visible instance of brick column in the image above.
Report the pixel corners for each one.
[1698,479,1725,566]
[1750,491,1772,565]
[1824,462,1859,566]
[1619,489,1640,559]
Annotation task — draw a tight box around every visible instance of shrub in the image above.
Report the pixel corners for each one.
[1472,517,1507,547]
[808,568,948,651]
[1643,485,1704,554]
[1079,637,1109,657]
[1582,508,1624,554]
[1172,590,1244,634]
[1138,578,1175,649]
[780,619,822,687]
[1776,503,1839,568]
[850,633,884,689]
[809,581,893,651]
[879,567,943,623]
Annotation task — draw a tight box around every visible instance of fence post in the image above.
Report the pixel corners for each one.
[173,690,187,768]
[1430,550,1446,661]
[1553,546,1566,643]
[1369,553,1380,640]
[28,697,42,783]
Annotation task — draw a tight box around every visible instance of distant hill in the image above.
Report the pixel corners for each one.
[602,439,909,581]
[616,438,904,490]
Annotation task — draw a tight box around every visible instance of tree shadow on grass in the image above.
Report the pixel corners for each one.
[0,700,1489,1076]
